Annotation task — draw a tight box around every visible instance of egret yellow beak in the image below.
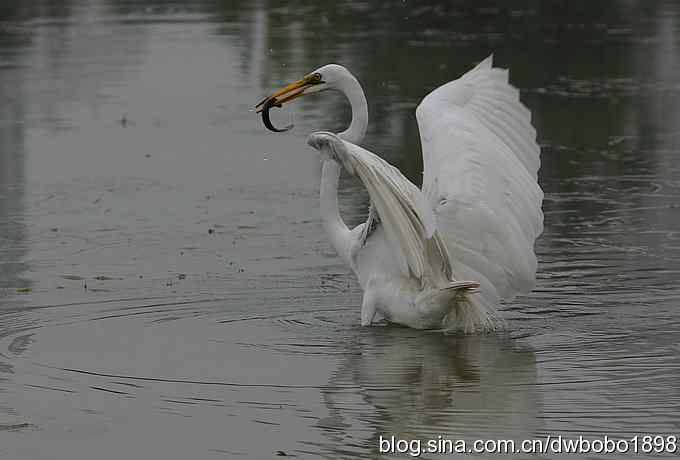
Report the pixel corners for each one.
[255,75,319,113]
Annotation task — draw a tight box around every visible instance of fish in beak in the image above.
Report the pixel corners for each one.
[255,73,325,132]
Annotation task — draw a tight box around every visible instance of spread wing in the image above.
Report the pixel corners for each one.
[307,131,451,286]
[416,55,543,307]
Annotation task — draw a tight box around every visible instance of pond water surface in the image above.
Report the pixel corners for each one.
[1,1,679,459]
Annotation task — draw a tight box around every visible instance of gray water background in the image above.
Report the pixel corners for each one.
[1,1,679,458]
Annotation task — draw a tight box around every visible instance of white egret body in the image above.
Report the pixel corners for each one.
[256,56,543,333]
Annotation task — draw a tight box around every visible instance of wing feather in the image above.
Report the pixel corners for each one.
[417,55,543,303]
[308,132,450,285]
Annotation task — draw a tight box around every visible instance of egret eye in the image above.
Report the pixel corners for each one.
[311,73,323,83]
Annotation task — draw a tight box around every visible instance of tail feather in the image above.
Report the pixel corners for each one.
[443,280,480,291]
[443,290,506,334]
[415,280,478,307]
[415,280,505,333]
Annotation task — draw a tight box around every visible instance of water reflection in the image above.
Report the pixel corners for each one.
[203,0,680,186]
[0,120,28,293]
[98,0,680,190]
[0,5,29,293]
[319,330,541,458]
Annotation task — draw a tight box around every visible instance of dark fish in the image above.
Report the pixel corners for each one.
[261,98,293,133]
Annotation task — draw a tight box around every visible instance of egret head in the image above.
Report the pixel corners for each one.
[255,64,350,113]
[256,64,366,141]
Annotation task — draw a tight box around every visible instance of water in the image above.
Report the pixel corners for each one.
[1,1,679,458]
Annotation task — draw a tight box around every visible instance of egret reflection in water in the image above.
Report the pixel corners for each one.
[318,330,541,458]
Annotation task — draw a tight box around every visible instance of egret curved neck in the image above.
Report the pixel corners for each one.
[337,74,368,145]
[320,159,351,262]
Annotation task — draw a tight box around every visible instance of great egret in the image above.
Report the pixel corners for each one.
[255,56,543,333]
